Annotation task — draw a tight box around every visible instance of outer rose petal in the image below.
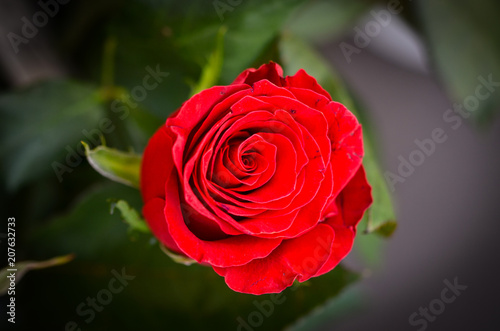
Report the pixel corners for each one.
[287,87,330,111]
[315,166,373,277]
[232,62,285,87]
[286,69,332,101]
[140,125,172,202]
[335,165,373,227]
[214,224,335,295]
[142,197,180,253]
[321,101,364,199]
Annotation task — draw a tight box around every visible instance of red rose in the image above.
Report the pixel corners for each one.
[140,62,372,295]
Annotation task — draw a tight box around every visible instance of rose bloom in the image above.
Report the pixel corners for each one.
[140,62,372,295]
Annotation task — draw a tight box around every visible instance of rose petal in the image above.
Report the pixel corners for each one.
[252,154,329,221]
[327,165,373,227]
[321,101,364,198]
[140,125,172,202]
[168,85,250,175]
[142,197,180,253]
[258,96,331,166]
[252,79,296,99]
[256,162,333,239]
[214,224,334,295]
[187,89,252,157]
[235,208,301,234]
[315,166,373,276]
[235,132,297,203]
[230,94,276,115]
[285,69,332,100]
[288,87,330,110]
[164,162,283,267]
[314,225,354,277]
[232,62,285,87]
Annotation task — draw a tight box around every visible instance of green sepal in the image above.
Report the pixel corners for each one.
[83,142,142,188]
[160,244,196,266]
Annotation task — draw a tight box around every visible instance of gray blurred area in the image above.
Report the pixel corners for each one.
[319,15,500,331]
[0,0,65,86]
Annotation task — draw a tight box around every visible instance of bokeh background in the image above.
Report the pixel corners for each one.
[1,0,499,330]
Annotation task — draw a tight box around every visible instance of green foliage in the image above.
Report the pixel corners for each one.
[361,140,397,236]
[287,286,364,331]
[279,33,354,106]
[28,183,145,262]
[284,0,371,44]
[190,26,227,97]
[0,80,105,190]
[110,199,150,234]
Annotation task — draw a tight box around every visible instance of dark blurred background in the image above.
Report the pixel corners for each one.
[1,0,499,330]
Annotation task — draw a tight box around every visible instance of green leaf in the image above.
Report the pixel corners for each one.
[286,286,363,331]
[73,0,307,122]
[285,0,371,44]
[0,80,105,190]
[417,0,500,123]
[89,3,195,119]
[0,255,74,295]
[190,26,227,97]
[361,140,397,236]
[353,229,386,268]
[173,0,308,84]
[122,104,164,148]
[110,199,150,233]
[28,183,145,262]
[279,33,355,109]
[83,142,141,188]
[218,0,307,84]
